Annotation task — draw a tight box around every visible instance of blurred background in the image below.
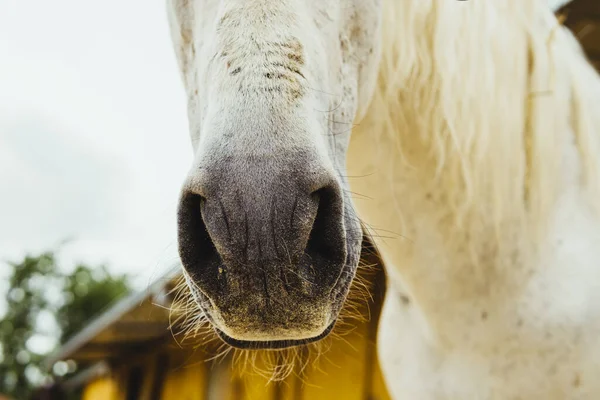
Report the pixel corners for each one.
[1,0,599,399]
[0,0,190,398]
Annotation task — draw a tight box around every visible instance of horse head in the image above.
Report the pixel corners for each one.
[168,0,383,349]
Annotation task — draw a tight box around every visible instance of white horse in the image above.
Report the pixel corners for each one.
[167,0,600,398]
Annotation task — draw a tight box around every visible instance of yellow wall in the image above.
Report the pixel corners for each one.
[160,357,207,400]
[81,376,119,400]
[81,319,391,400]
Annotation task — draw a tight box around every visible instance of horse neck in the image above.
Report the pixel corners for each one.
[348,0,600,343]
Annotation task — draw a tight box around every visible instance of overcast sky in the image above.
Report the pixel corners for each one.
[0,0,193,289]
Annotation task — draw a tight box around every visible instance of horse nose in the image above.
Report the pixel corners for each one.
[177,160,348,300]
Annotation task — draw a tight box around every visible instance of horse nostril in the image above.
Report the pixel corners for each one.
[177,192,224,293]
[178,174,348,299]
[304,185,347,288]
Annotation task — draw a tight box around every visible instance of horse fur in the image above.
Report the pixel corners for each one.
[168,0,600,398]
[348,1,600,398]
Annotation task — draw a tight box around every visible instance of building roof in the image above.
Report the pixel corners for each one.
[44,267,181,369]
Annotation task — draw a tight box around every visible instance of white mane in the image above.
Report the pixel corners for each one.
[357,0,600,263]
[347,1,600,397]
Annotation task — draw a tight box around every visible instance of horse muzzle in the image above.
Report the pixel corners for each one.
[177,153,353,348]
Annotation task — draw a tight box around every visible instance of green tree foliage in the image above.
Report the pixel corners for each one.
[0,253,57,400]
[57,265,130,344]
[0,251,131,399]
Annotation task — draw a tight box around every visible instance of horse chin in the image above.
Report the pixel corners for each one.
[214,321,337,350]
[197,271,353,350]
[184,253,357,351]
[180,207,362,351]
